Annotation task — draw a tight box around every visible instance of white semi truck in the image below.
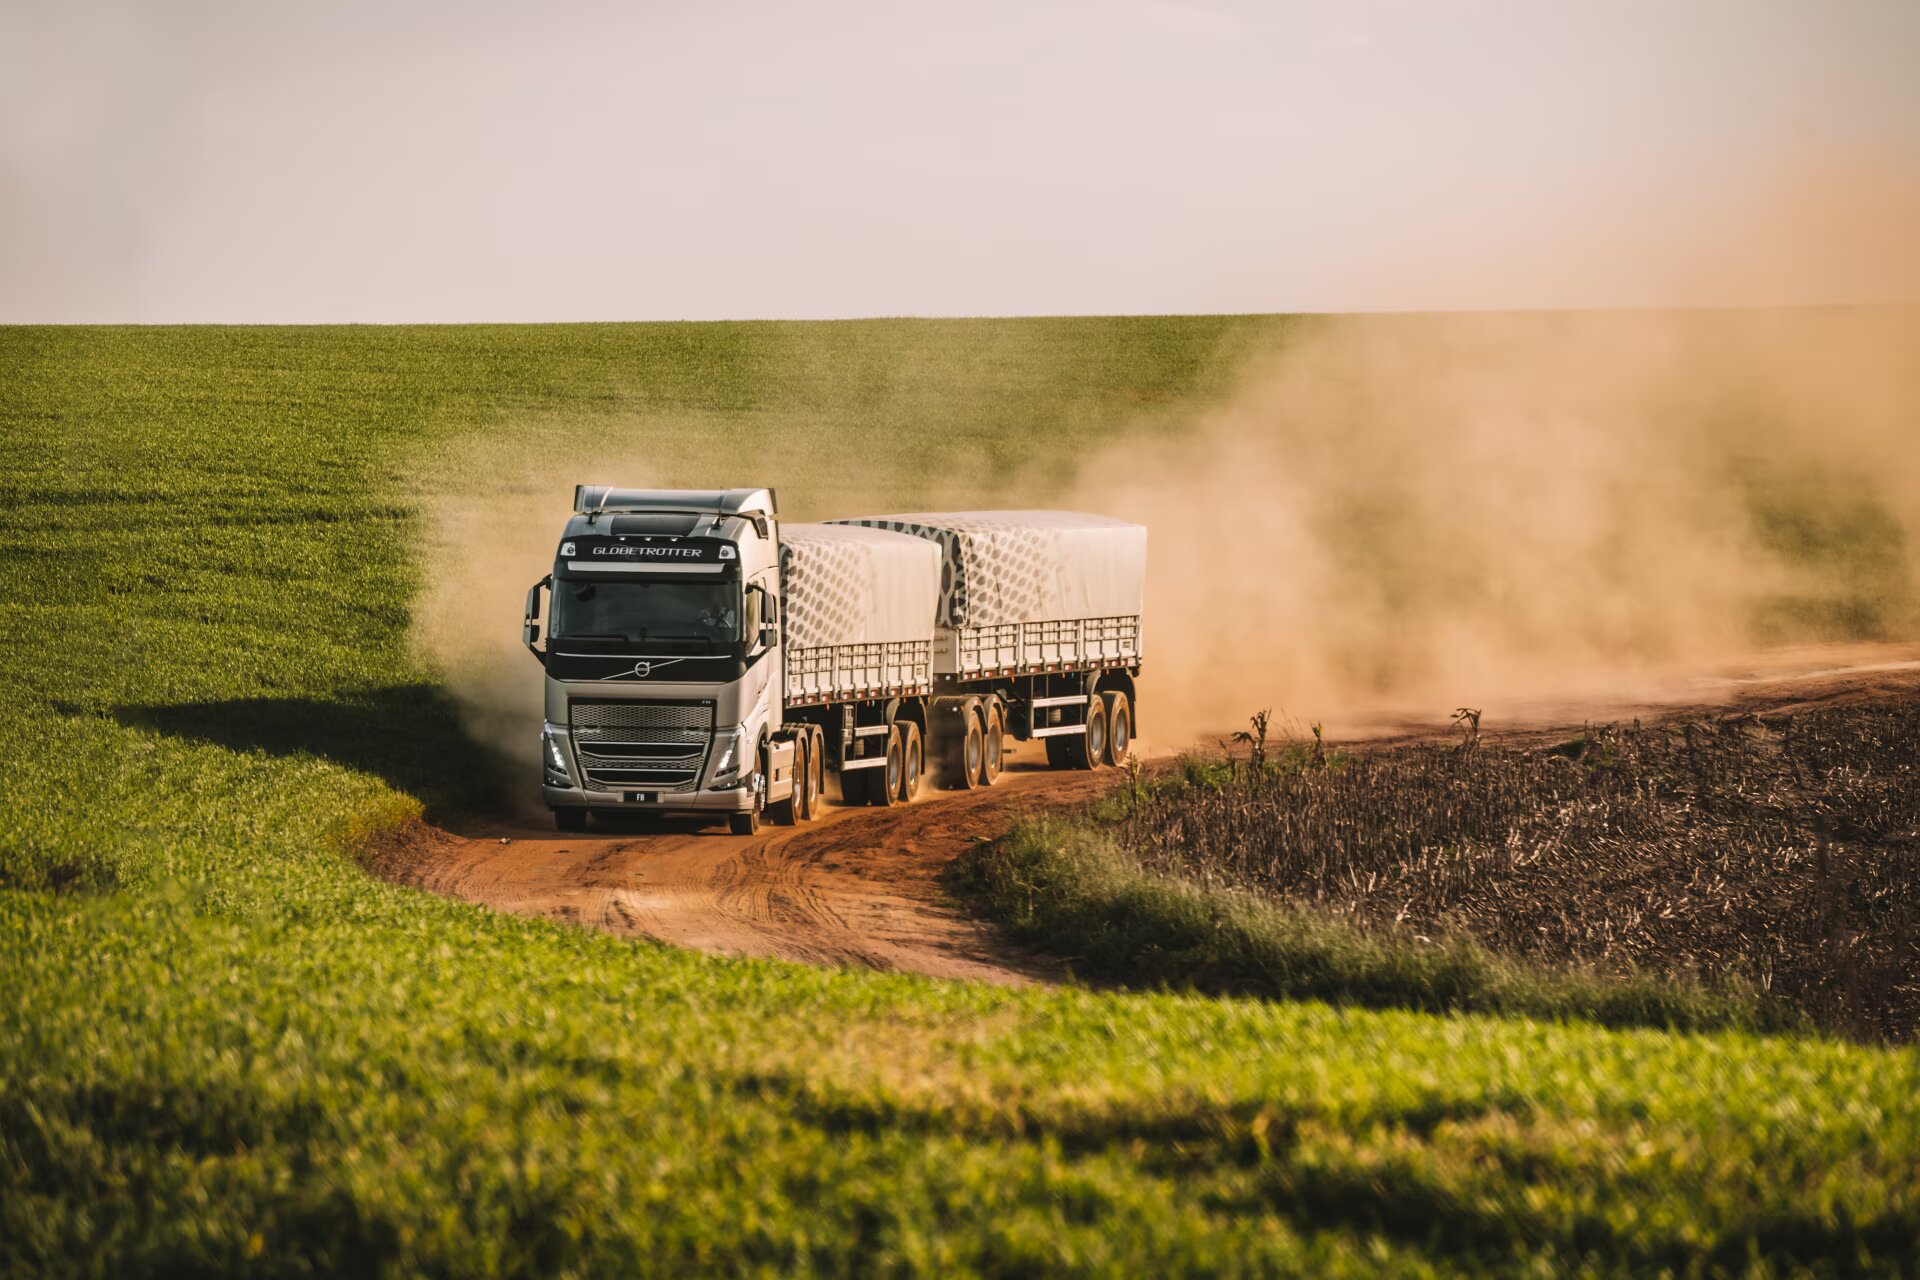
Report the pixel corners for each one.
[523,487,1145,833]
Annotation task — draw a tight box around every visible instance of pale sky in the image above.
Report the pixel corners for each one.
[4,0,1918,322]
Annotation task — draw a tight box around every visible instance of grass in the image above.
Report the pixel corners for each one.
[4,318,1920,1274]
[952,816,1804,1036]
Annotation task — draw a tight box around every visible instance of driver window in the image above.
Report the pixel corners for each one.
[743,586,765,647]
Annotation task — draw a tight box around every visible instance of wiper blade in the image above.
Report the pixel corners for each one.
[645,633,720,652]
[555,632,629,641]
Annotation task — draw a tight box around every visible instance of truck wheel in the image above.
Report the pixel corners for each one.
[1062,698,1108,770]
[807,729,825,818]
[980,701,1004,784]
[1101,691,1132,766]
[791,736,814,822]
[870,725,904,806]
[933,698,981,789]
[730,756,767,834]
[553,807,588,832]
[948,706,983,786]
[898,722,924,802]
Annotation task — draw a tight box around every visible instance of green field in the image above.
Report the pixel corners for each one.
[5,320,1920,1275]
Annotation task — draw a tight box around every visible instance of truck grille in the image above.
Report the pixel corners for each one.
[569,699,714,793]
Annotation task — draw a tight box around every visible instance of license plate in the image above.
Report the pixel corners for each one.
[624,791,658,804]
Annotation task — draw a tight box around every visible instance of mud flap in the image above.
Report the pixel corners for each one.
[765,738,798,803]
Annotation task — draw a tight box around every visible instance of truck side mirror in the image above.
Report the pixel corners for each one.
[759,621,778,649]
[523,577,551,665]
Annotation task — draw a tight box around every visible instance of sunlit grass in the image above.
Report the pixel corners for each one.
[3,320,1918,1274]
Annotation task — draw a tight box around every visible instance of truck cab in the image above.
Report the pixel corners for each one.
[524,486,792,834]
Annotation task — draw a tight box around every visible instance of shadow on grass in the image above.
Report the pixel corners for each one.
[114,683,517,819]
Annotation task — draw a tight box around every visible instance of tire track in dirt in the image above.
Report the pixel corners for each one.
[380,746,1106,985]
[378,644,1920,985]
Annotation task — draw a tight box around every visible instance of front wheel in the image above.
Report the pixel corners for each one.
[729,759,766,834]
[553,807,588,832]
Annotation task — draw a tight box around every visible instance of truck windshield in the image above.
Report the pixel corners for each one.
[552,579,741,650]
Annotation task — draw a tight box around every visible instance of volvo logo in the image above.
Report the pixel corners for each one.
[598,656,688,681]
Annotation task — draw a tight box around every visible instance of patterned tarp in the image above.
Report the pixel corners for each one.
[828,511,1147,629]
[779,522,941,649]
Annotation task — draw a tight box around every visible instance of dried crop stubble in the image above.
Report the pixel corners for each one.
[1116,703,1920,1038]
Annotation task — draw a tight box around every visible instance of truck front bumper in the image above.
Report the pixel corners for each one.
[544,782,756,814]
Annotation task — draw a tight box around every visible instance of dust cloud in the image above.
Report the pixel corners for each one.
[407,441,622,791]
[410,309,1920,768]
[1083,308,1920,741]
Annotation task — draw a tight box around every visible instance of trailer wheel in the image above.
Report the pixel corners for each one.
[1061,697,1108,770]
[935,698,983,790]
[553,807,588,832]
[808,728,825,817]
[898,722,925,802]
[980,701,1004,785]
[959,707,985,790]
[1101,691,1132,766]
[870,725,904,806]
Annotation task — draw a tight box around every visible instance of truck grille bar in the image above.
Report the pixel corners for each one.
[568,699,714,793]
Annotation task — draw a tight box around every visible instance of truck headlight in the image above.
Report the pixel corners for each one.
[709,726,747,783]
[542,725,573,786]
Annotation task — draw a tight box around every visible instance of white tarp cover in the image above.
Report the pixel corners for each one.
[831,511,1147,628]
[779,522,941,648]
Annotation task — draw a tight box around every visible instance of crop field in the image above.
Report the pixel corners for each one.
[5,319,1920,1275]
[961,697,1920,1041]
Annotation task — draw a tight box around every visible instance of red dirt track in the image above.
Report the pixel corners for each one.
[380,749,1109,985]
[379,644,1920,983]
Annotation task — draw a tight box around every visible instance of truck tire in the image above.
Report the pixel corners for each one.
[1060,697,1108,770]
[791,734,815,822]
[1101,691,1132,766]
[808,729,826,818]
[553,807,588,832]
[870,725,904,806]
[898,721,924,802]
[729,749,767,834]
[980,700,1004,784]
[933,697,981,790]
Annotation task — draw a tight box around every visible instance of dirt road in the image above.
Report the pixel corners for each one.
[381,643,1920,984]
[381,749,1113,986]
